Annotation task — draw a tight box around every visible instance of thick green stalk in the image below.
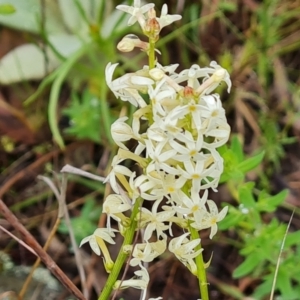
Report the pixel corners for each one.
[189,225,209,300]
[98,197,143,300]
[148,37,156,70]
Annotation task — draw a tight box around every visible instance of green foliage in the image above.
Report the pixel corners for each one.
[258,115,296,170]
[219,135,265,183]
[63,90,103,142]
[220,135,299,299]
[58,197,102,246]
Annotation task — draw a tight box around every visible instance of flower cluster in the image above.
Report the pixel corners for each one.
[80,1,230,299]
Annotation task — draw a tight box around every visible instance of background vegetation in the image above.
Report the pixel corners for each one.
[0,0,300,299]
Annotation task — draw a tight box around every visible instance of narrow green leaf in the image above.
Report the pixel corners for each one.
[49,44,89,149]
[257,189,288,212]
[238,183,256,209]
[233,253,260,278]
[285,231,300,248]
[231,135,244,163]
[237,151,265,173]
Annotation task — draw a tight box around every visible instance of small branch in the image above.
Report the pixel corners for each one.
[0,199,86,300]
[0,225,37,256]
[61,173,88,298]
[270,210,295,300]
[61,164,106,182]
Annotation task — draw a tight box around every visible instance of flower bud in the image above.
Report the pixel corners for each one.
[117,34,140,52]
[149,68,165,81]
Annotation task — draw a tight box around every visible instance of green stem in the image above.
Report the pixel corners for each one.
[98,197,143,300]
[48,44,90,149]
[148,37,156,69]
[189,225,209,300]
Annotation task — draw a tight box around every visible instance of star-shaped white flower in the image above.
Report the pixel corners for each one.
[169,131,204,162]
[80,228,117,255]
[169,233,202,275]
[111,116,136,150]
[138,200,175,241]
[127,240,166,266]
[157,4,182,30]
[174,189,208,222]
[80,228,118,272]
[117,0,154,27]
[103,194,131,229]
[192,201,228,239]
[114,264,150,292]
[104,155,133,194]
[105,62,153,107]
[178,156,221,192]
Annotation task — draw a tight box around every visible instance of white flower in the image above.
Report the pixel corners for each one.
[116,0,154,27]
[117,34,149,53]
[147,114,182,143]
[129,173,159,202]
[149,68,165,81]
[174,189,208,222]
[195,61,231,95]
[80,228,117,254]
[80,228,118,272]
[178,156,221,192]
[209,61,231,93]
[169,100,203,130]
[157,4,182,30]
[114,264,150,291]
[105,62,154,107]
[151,173,186,204]
[104,155,132,194]
[192,201,228,239]
[138,200,175,241]
[111,116,136,150]
[128,239,167,266]
[145,139,178,175]
[169,131,204,162]
[103,194,131,229]
[169,233,203,274]
[202,122,231,149]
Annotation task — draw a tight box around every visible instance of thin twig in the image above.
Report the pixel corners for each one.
[270,210,295,300]
[61,173,88,298]
[0,225,37,256]
[61,164,106,182]
[18,217,61,300]
[18,175,64,299]
[0,199,86,300]
[61,164,131,205]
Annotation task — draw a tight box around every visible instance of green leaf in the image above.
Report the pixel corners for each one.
[218,213,244,230]
[233,252,260,278]
[237,151,265,173]
[277,269,297,299]
[58,197,102,245]
[49,44,89,149]
[230,135,244,163]
[0,4,15,14]
[257,189,288,212]
[219,169,244,183]
[285,231,300,248]
[238,182,256,208]
[252,275,273,299]
[217,144,228,156]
